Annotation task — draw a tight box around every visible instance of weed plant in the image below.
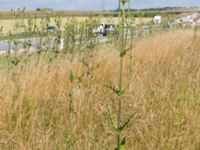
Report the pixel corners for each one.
[0,6,200,150]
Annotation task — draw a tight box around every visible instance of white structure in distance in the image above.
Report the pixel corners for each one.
[153,16,162,24]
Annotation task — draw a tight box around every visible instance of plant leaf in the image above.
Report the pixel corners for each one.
[120,48,131,57]
[81,59,90,68]
[68,71,81,83]
[69,71,75,82]
[117,88,126,97]
[68,91,74,113]
[108,107,118,131]
[117,80,132,97]
[118,113,136,132]
[105,83,120,96]
[120,137,127,150]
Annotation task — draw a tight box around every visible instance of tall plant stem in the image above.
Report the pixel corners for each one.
[118,1,121,25]
[128,0,131,19]
[117,56,124,150]
[117,2,125,150]
[118,0,121,12]
[121,2,125,52]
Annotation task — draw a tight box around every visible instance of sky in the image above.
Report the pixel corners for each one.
[1,0,200,11]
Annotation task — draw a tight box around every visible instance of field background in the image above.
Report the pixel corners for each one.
[0,17,152,33]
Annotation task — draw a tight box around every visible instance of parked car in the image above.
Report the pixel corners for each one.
[46,26,58,33]
[93,23,116,36]
[46,26,62,35]
[104,24,116,36]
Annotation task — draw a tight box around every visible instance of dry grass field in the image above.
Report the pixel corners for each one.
[0,29,200,149]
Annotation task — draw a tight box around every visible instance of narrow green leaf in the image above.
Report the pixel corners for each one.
[120,137,126,145]
[108,107,118,131]
[104,83,120,96]
[120,137,127,150]
[69,71,74,82]
[118,113,136,132]
[81,59,90,68]
[120,48,131,57]
[117,88,126,96]
[69,91,74,113]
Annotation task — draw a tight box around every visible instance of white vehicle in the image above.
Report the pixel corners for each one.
[93,23,116,36]
[186,16,194,23]
[153,16,162,24]
[93,24,104,34]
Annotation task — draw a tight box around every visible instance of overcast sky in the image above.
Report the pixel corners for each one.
[1,0,200,11]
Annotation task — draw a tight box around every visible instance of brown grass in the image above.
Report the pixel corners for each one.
[0,30,200,149]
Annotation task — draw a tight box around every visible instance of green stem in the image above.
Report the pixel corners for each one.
[117,2,125,150]
[118,0,121,26]
[121,3,125,52]
[128,0,131,19]
[117,56,124,150]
